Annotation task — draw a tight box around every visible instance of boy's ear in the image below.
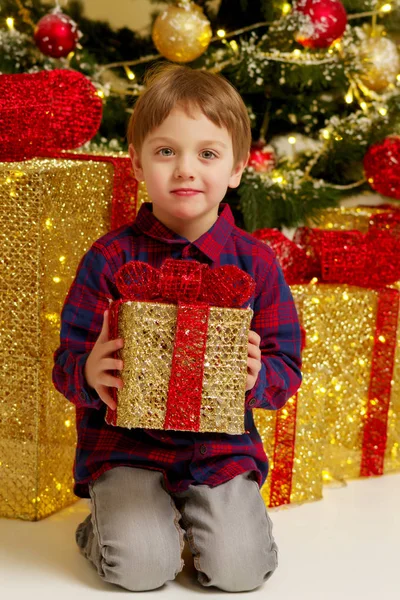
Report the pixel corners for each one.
[228,151,250,189]
[129,144,144,182]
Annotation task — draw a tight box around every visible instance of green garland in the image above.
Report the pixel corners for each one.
[238,168,341,231]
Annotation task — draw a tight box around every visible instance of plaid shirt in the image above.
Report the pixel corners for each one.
[52,203,302,497]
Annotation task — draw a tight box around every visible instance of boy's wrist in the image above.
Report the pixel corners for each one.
[83,354,95,390]
[76,352,102,407]
[245,363,265,409]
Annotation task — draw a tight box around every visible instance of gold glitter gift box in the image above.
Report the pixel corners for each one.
[254,207,400,508]
[0,154,136,520]
[105,259,254,434]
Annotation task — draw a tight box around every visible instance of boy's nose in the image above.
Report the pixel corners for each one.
[174,158,195,179]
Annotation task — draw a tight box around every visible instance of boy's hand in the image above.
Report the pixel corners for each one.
[246,330,261,392]
[84,309,124,410]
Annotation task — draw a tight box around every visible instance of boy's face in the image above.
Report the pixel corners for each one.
[129,106,249,240]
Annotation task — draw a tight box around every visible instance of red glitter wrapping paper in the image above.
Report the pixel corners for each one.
[105,259,255,434]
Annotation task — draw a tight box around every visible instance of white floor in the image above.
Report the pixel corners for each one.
[1,474,399,600]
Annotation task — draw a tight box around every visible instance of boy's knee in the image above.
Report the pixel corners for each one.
[197,538,278,592]
[100,542,183,591]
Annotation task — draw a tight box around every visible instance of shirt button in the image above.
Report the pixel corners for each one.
[248,398,256,408]
[199,444,207,455]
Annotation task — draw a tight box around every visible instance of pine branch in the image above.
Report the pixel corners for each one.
[238,169,341,230]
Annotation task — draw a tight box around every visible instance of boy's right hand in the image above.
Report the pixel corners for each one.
[84,309,124,410]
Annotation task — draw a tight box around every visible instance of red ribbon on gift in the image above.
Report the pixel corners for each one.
[254,212,400,496]
[269,392,298,507]
[360,288,400,477]
[107,259,255,431]
[267,324,306,506]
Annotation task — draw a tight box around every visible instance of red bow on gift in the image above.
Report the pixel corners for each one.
[115,258,256,307]
[253,210,400,288]
[0,70,102,162]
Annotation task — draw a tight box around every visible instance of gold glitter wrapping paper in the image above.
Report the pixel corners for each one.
[309,206,394,233]
[387,327,400,472]
[256,282,400,508]
[307,206,400,479]
[137,180,151,209]
[109,301,252,434]
[0,158,116,520]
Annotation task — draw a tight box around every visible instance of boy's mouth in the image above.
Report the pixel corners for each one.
[171,188,202,196]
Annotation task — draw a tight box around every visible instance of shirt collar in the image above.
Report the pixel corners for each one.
[133,202,235,263]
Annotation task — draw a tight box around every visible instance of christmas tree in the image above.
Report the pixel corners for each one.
[1,0,400,229]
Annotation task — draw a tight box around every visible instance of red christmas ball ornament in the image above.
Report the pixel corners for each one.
[248,143,276,173]
[34,9,79,58]
[364,137,400,200]
[293,0,347,49]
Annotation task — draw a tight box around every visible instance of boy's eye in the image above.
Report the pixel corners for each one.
[201,150,217,160]
[158,148,174,157]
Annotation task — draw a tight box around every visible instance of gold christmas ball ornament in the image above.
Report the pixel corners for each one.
[152,0,212,63]
[359,32,400,92]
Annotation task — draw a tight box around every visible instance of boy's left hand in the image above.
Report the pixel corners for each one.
[246,330,262,392]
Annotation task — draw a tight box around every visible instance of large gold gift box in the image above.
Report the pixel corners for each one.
[255,207,400,508]
[0,155,136,520]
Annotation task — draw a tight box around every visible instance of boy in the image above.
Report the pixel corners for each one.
[52,63,302,593]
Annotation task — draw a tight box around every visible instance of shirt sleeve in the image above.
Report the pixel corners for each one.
[245,255,302,411]
[52,243,117,409]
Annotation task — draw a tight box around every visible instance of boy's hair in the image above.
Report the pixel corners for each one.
[127,62,251,167]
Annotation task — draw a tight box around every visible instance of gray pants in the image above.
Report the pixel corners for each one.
[76,466,278,592]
